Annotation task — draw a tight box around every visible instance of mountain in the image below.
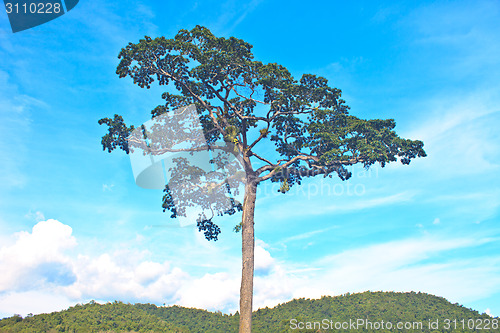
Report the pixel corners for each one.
[0,291,497,332]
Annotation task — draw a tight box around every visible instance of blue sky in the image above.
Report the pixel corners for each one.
[1,0,500,319]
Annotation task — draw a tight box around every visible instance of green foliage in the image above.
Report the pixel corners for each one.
[279,179,290,193]
[233,222,242,233]
[249,291,496,333]
[134,305,238,333]
[1,292,495,333]
[258,128,269,138]
[98,115,135,154]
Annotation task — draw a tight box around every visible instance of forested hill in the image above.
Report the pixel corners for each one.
[0,291,497,332]
[0,300,188,333]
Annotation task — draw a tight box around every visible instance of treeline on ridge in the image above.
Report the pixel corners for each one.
[0,291,496,332]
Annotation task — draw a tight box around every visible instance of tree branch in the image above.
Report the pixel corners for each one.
[153,62,227,136]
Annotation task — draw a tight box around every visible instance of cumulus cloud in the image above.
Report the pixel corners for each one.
[178,272,240,312]
[0,219,190,316]
[0,291,74,319]
[0,220,276,315]
[254,244,275,275]
[1,219,499,319]
[0,219,77,293]
[0,219,285,315]
[254,266,296,309]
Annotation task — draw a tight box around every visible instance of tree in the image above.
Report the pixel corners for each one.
[98,26,426,333]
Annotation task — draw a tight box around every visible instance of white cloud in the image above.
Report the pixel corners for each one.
[213,0,265,34]
[433,218,440,225]
[0,219,187,315]
[23,210,46,222]
[1,220,499,319]
[242,236,500,311]
[0,219,243,315]
[288,236,500,305]
[254,245,275,274]
[61,252,189,304]
[0,291,74,319]
[322,192,415,214]
[258,191,416,223]
[254,266,295,309]
[0,70,43,191]
[405,95,500,178]
[0,219,77,293]
[177,272,240,312]
[280,225,339,244]
[401,1,500,89]
[102,184,115,192]
[0,219,284,315]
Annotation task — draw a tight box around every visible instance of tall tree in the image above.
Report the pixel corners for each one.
[99,26,426,332]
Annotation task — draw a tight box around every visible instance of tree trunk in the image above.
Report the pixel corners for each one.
[239,180,257,333]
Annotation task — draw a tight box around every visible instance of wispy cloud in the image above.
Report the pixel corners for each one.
[0,70,44,192]
[429,190,500,221]
[404,1,500,77]
[24,211,45,222]
[322,192,415,213]
[255,191,416,226]
[403,98,500,178]
[284,236,500,311]
[279,225,339,244]
[102,184,115,192]
[211,0,266,35]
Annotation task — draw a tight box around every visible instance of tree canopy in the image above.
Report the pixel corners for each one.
[99,25,426,240]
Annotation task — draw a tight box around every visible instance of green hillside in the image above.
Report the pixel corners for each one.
[0,301,187,333]
[1,292,497,332]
